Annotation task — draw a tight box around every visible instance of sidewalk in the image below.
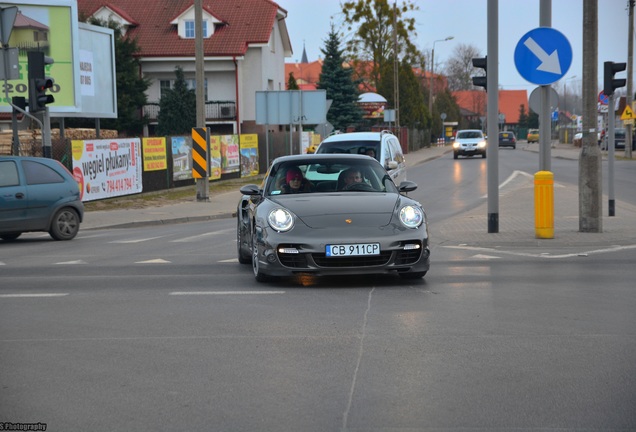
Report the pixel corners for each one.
[81,141,636,251]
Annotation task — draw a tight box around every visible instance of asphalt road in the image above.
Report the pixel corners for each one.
[1,150,635,431]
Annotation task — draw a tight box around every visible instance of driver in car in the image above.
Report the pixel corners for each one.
[339,167,363,190]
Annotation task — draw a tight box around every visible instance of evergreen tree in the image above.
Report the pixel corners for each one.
[317,24,363,130]
[377,57,427,128]
[517,104,529,129]
[287,72,300,90]
[156,67,197,136]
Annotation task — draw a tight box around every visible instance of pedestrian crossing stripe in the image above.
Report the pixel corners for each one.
[621,105,634,120]
[192,127,209,179]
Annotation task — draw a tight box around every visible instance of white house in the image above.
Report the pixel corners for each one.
[78,0,292,136]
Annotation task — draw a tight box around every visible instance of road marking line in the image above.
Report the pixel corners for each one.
[136,259,171,264]
[171,228,234,242]
[219,258,239,263]
[0,293,69,298]
[110,236,164,243]
[444,243,636,258]
[169,291,285,296]
[56,260,87,265]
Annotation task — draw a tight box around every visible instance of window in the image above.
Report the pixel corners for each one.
[22,160,64,185]
[0,161,19,187]
[160,79,208,101]
[184,20,208,38]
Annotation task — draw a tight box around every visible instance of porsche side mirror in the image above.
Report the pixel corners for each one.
[398,180,418,193]
[239,184,261,196]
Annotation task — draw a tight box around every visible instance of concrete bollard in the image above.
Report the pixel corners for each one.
[534,171,554,239]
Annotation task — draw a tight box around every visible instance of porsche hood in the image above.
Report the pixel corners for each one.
[270,193,401,228]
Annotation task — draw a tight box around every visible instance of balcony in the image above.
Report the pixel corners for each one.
[143,101,236,122]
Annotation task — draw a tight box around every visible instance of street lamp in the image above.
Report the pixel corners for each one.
[428,36,454,115]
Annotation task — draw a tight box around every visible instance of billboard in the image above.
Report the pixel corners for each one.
[0,0,81,115]
[65,22,116,118]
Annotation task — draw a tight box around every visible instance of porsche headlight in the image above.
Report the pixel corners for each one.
[399,205,424,228]
[268,208,294,232]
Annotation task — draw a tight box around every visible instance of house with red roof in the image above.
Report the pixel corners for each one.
[77,0,292,134]
[452,89,528,129]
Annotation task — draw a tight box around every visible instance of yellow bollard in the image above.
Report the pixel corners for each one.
[534,171,554,239]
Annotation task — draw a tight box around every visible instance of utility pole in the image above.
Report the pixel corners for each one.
[626,0,634,159]
[393,2,399,130]
[194,0,209,201]
[579,0,602,232]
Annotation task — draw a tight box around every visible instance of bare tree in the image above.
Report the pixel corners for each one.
[443,43,482,91]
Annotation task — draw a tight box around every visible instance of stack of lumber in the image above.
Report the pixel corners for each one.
[0,129,119,155]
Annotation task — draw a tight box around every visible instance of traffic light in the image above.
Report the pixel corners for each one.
[27,51,55,113]
[603,61,626,97]
[472,56,487,90]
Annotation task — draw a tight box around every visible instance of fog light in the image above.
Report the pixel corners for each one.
[265,249,277,263]
[278,247,299,254]
[403,243,421,250]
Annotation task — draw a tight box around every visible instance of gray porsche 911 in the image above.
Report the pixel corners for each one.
[236,154,430,282]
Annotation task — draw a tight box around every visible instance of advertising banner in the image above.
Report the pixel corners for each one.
[71,138,143,202]
[220,135,240,174]
[239,134,259,177]
[171,136,193,181]
[209,136,222,180]
[142,137,167,171]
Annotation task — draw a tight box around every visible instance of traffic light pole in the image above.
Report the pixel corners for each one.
[42,108,52,158]
[608,93,615,216]
[486,0,499,233]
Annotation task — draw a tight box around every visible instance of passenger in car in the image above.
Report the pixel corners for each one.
[280,167,314,194]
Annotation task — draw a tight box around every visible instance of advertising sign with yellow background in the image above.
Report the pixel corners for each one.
[209,136,222,180]
[1,1,80,114]
[142,137,167,171]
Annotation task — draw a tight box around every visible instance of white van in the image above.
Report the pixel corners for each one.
[315,131,407,185]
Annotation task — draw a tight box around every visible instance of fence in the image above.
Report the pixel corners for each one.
[5,125,434,201]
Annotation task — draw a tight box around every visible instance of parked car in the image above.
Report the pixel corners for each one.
[0,156,84,241]
[498,131,517,149]
[613,128,636,150]
[236,154,430,282]
[598,128,636,150]
[527,128,539,143]
[452,129,487,159]
[315,130,407,185]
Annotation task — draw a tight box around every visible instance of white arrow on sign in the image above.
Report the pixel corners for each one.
[523,37,562,75]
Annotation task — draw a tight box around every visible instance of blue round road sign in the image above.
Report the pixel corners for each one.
[514,27,572,86]
[598,91,609,105]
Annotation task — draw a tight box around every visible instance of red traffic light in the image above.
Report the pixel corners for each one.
[34,77,54,92]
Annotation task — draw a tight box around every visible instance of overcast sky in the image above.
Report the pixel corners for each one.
[282,0,631,96]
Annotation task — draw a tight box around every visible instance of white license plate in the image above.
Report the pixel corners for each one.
[325,243,380,257]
